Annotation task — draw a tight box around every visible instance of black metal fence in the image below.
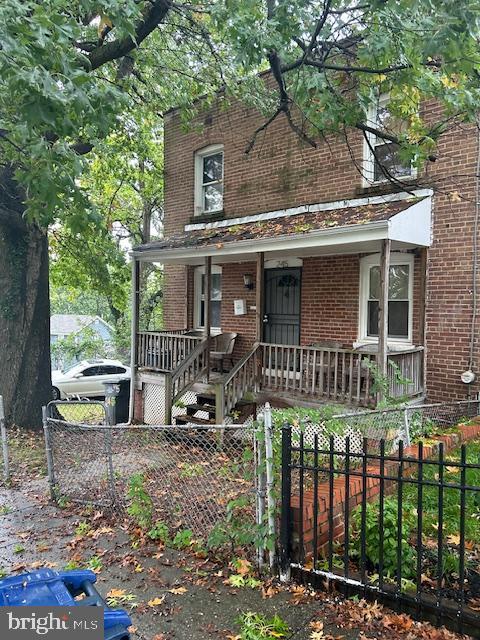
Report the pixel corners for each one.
[280,426,480,637]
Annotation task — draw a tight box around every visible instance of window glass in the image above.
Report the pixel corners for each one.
[370,97,412,182]
[204,183,223,212]
[198,272,222,328]
[82,367,99,377]
[198,149,223,213]
[367,264,410,339]
[97,366,118,375]
[203,153,222,183]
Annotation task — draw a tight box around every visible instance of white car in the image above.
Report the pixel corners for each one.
[52,359,131,400]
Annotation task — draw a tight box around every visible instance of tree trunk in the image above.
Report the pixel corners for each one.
[0,166,52,429]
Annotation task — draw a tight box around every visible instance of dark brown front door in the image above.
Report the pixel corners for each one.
[263,267,301,345]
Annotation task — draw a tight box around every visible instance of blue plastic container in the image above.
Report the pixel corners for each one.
[0,569,131,640]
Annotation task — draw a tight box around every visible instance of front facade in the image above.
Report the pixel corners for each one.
[130,88,480,424]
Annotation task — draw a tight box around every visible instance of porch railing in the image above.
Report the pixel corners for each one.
[257,343,424,407]
[137,330,202,372]
[214,342,424,420]
[215,343,260,422]
[165,339,209,424]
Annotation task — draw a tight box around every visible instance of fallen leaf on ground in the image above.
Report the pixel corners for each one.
[147,596,166,607]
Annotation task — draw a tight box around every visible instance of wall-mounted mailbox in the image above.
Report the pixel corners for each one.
[234,299,247,315]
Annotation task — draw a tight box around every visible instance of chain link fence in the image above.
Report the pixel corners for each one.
[44,418,261,547]
[319,399,480,458]
[46,400,107,425]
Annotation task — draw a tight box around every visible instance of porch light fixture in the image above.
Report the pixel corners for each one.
[243,274,254,290]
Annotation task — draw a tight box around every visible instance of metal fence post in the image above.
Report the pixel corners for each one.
[0,396,9,482]
[263,403,276,572]
[102,385,118,506]
[42,406,56,500]
[254,415,266,570]
[403,408,411,447]
[279,422,292,582]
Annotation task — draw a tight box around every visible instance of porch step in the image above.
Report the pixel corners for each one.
[196,393,216,406]
[186,403,216,417]
[174,414,216,426]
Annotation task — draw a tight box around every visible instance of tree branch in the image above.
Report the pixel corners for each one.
[86,0,171,71]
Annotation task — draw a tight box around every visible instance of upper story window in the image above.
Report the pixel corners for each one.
[194,144,224,216]
[364,94,414,184]
[359,253,414,344]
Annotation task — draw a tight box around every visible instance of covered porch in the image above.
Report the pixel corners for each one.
[129,191,432,423]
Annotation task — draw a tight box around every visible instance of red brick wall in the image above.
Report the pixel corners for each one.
[162,91,480,403]
[167,253,422,361]
[300,256,359,346]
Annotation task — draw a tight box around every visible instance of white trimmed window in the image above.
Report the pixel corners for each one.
[194,144,224,215]
[194,265,222,330]
[363,94,414,184]
[358,253,414,344]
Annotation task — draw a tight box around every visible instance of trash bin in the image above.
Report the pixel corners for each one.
[0,569,131,640]
[116,379,130,424]
[102,380,130,425]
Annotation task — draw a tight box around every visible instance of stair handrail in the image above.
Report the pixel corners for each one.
[215,342,260,423]
[164,339,209,423]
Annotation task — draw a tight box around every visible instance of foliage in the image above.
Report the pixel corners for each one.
[2,1,480,226]
[351,497,416,579]
[236,612,289,640]
[171,529,194,549]
[207,495,263,552]
[364,359,413,408]
[271,404,346,433]
[148,520,170,543]
[126,473,153,530]
[51,326,109,370]
[403,439,480,542]
[408,411,438,442]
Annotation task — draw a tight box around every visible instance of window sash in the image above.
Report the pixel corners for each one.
[359,255,413,343]
[196,148,224,214]
[364,94,413,184]
[194,268,222,329]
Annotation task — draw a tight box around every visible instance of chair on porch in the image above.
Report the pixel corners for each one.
[210,332,237,373]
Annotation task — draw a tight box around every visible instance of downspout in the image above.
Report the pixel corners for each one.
[467,118,480,394]
[128,257,139,423]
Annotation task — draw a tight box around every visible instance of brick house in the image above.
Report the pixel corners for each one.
[129,88,480,425]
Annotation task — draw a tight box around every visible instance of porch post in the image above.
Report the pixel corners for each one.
[378,239,391,402]
[128,257,140,422]
[205,256,212,380]
[255,252,264,342]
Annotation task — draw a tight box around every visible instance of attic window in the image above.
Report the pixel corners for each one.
[195,144,224,215]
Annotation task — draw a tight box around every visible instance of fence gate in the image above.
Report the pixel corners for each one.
[280,402,480,638]
[43,407,273,561]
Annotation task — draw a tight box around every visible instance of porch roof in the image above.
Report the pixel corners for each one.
[132,191,432,264]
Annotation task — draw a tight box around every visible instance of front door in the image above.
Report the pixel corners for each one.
[263,267,301,345]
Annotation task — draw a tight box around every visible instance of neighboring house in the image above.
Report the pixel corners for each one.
[51,314,114,370]
[129,84,480,425]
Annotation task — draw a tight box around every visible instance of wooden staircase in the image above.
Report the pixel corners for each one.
[174,392,217,426]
